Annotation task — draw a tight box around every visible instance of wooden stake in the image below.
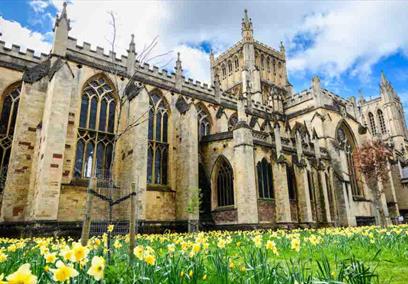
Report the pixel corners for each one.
[81,176,96,246]
[129,178,138,261]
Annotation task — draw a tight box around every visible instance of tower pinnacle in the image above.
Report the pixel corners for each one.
[52,1,70,57]
[241,9,253,42]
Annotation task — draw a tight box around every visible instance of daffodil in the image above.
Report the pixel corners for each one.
[72,242,89,263]
[6,263,37,284]
[45,253,57,264]
[87,256,105,281]
[291,238,301,252]
[0,251,7,263]
[113,240,122,249]
[144,254,156,266]
[107,224,115,233]
[51,261,79,282]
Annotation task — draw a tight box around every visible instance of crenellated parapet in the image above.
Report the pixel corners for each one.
[0,40,49,70]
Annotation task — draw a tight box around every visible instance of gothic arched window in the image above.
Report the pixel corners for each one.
[266,57,270,72]
[228,113,238,131]
[286,164,297,200]
[260,54,265,70]
[147,91,169,185]
[337,124,363,197]
[75,75,116,179]
[0,83,21,191]
[307,170,315,202]
[234,56,239,70]
[217,157,234,207]
[377,109,387,134]
[228,60,233,74]
[368,112,377,135]
[257,158,273,199]
[197,104,211,139]
[222,64,226,78]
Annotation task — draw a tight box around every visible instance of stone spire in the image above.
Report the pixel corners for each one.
[175,52,183,91]
[280,41,286,55]
[52,2,71,57]
[241,9,253,42]
[127,34,136,76]
[210,50,215,84]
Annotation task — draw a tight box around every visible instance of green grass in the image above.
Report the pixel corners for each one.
[0,225,408,283]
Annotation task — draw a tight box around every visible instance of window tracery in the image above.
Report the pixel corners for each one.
[197,104,211,139]
[336,124,363,197]
[0,83,21,191]
[147,92,169,185]
[377,109,387,134]
[257,158,273,199]
[368,112,377,135]
[228,113,238,131]
[74,75,116,179]
[216,157,234,207]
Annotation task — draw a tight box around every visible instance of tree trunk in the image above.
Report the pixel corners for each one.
[367,176,387,227]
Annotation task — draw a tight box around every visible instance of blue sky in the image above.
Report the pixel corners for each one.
[1,0,408,121]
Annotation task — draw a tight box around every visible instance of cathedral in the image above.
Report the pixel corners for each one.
[1,5,408,235]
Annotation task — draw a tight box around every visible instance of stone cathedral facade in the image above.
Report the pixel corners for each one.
[1,6,408,235]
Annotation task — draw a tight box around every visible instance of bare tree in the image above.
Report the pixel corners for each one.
[353,140,393,227]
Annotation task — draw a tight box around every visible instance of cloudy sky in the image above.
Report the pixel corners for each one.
[1,0,408,120]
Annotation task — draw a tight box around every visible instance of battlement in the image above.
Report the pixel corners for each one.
[284,88,314,108]
[67,37,127,66]
[0,40,49,63]
[214,40,243,64]
[254,41,283,59]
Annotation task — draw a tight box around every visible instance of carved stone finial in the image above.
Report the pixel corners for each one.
[280,41,285,54]
[241,9,253,41]
[129,34,136,53]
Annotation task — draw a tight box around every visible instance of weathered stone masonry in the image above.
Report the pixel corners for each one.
[1,6,408,235]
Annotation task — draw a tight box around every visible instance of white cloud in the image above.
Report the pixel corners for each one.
[286,2,408,80]
[0,16,51,55]
[4,0,408,91]
[29,0,51,13]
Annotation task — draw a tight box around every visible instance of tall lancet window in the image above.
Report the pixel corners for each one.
[74,75,116,179]
[377,109,387,134]
[257,158,274,199]
[337,124,363,197]
[216,157,234,207]
[197,104,211,140]
[147,91,169,185]
[0,83,21,191]
[368,112,377,135]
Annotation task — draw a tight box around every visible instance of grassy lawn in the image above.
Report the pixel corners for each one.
[1,225,408,283]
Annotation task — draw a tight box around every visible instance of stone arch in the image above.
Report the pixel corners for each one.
[228,112,238,131]
[211,155,234,208]
[196,102,212,138]
[0,81,22,191]
[335,119,357,146]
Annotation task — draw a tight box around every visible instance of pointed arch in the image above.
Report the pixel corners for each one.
[212,155,234,207]
[0,81,21,191]
[75,74,117,179]
[196,103,212,139]
[256,158,274,199]
[368,112,377,135]
[228,113,238,131]
[147,89,169,185]
[377,109,387,134]
[335,119,363,197]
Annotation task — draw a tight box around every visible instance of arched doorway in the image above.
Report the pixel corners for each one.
[199,163,213,224]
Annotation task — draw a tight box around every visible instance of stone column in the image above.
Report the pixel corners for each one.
[318,169,332,223]
[1,80,46,221]
[175,102,199,222]
[294,165,313,223]
[272,161,291,223]
[30,60,74,220]
[122,88,150,221]
[233,122,258,224]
